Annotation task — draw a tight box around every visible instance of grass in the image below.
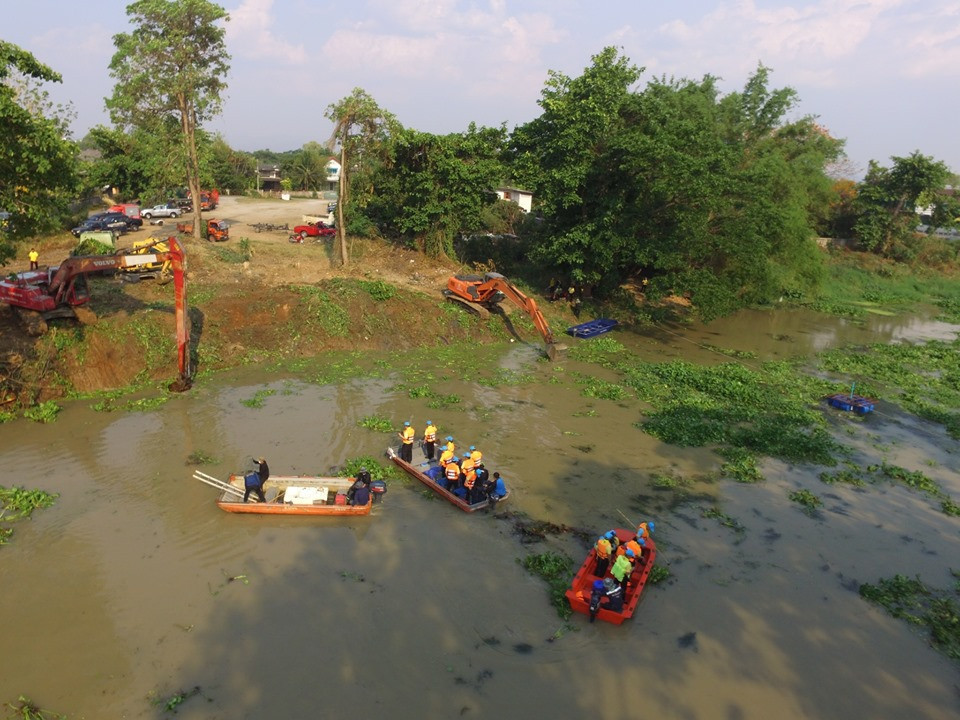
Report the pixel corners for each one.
[789,488,823,515]
[3,696,66,719]
[860,573,960,661]
[186,450,218,465]
[357,414,394,433]
[240,388,276,408]
[23,401,60,424]
[519,551,574,620]
[0,486,58,547]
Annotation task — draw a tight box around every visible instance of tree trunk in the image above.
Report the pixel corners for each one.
[179,95,203,242]
[337,136,348,266]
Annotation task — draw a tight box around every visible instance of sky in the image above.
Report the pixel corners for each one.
[4,0,959,179]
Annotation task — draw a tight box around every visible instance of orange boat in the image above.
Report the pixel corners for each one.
[194,471,373,516]
[564,527,657,625]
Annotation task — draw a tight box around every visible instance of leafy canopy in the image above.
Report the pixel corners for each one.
[0,40,79,260]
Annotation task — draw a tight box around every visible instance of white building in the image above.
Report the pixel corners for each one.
[494,186,533,213]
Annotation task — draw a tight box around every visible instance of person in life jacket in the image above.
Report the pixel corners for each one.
[611,552,633,593]
[462,455,479,503]
[438,443,455,469]
[469,445,482,466]
[603,530,620,556]
[619,538,643,561]
[398,421,415,462]
[444,436,455,454]
[423,421,438,460]
[589,579,605,623]
[602,577,624,613]
[636,521,655,542]
[444,457,461,493]
[594,535,613,578]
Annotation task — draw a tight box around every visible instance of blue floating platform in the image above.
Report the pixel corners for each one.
[826,393,875,414]
[566,318,618,339]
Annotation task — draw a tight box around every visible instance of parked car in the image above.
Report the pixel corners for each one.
[71,212,142,237]
[292,221,336,240]
[141,204,181,219]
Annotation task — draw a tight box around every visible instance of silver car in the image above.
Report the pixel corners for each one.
[141,204,181,219]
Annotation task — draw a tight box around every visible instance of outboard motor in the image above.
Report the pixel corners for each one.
[370,480,387,503]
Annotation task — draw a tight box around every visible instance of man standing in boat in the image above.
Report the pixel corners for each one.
[244,457,270,503]
[398,421,415,462]
[423,421,437,461]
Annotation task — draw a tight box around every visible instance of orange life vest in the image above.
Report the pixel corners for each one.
[595,537,612,559]
[445,462,461,483]
[439,449,454,467]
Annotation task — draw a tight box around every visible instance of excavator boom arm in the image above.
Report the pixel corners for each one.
[48,238,192,390]
[478,276,555,346]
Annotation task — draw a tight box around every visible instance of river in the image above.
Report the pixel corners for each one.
[1,307,958,719]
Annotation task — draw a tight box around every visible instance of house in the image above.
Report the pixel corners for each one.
[494,186,533,213]
[325,159,340,191]
[257,164,282,193]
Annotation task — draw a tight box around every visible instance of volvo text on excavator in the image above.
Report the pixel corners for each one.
[444,272,562,359]
[0,237,193,391]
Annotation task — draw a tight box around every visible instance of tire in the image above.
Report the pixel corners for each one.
[171,212,179,218]
[142,213,152,219]
[300,230,309,240]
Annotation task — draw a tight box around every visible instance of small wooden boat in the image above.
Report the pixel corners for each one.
[825,393,875,414]
[564,527,657,625]
[566,317,618,339]
[193,470,372,515]
[386,447,506,513]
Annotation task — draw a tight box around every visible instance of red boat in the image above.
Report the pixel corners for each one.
[193,471,374,516]
[386,447,507,513]
[564,527,657,625]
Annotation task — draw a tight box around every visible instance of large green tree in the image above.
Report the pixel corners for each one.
[107,0,230,240]
[854,151,953,256]
[325,88,398,265]
[510,50,841,318]
[367,123,506,257]
[0,41,78,262]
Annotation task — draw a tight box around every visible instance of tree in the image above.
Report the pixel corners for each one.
[0,41,78,262]
[107,0,230,240]
[854,151,953,256]
[367,124,506,257]
[325,88,399,266]
[206,134,256,193]
[511,51,840,318]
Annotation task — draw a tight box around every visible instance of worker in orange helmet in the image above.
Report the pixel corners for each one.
[398,421,415,462]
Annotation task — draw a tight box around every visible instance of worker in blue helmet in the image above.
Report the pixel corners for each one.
[589,578,605,622]
[423,420,438,461]
[398,420,415,462]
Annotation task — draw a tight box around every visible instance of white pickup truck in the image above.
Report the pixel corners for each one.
[141,204,181,219]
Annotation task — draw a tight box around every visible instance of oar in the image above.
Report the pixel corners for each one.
[617,508,636,529]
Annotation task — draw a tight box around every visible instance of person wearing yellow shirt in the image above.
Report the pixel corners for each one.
[423,421,438,461]
[28,248,39,270]
[398,421,415,462]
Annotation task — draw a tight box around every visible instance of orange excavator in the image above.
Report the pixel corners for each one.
[444,272,562,359]
[0,237,192,391]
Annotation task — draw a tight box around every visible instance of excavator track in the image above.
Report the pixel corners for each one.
[443,291,490,319]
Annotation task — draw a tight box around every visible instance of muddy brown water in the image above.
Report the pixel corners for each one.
[1,308,959,719]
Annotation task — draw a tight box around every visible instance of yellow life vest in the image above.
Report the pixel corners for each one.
[439,449,454,467]
[424,425,437,442]
[402,426,415,445]
[445,462,460,482]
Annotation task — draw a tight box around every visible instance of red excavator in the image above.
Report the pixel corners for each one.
[444,272,562,359]
[0,237,192,391]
